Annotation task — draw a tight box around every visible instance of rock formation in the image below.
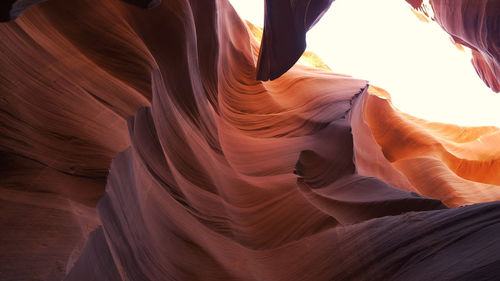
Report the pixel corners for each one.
[429,0,500,92]
[0,0,499,280]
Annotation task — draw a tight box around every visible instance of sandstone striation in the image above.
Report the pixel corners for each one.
[0,0,499,280]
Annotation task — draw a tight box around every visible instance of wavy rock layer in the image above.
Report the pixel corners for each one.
[430,0,500,92]
[355,86,500,207]
[0,0,500,280]
[0,0,152,279]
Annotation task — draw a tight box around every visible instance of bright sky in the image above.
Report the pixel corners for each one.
[229,0,500,127]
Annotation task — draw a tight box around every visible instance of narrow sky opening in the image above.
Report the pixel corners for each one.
[229,0,500,127]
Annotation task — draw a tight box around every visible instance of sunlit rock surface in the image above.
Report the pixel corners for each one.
[356,86,500,207]
[0,0,500,280]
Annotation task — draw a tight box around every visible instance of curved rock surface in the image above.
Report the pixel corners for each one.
[355,86,500,207]
[430,0,500,92]
[256,0,334,80]
[0,0,499,280]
